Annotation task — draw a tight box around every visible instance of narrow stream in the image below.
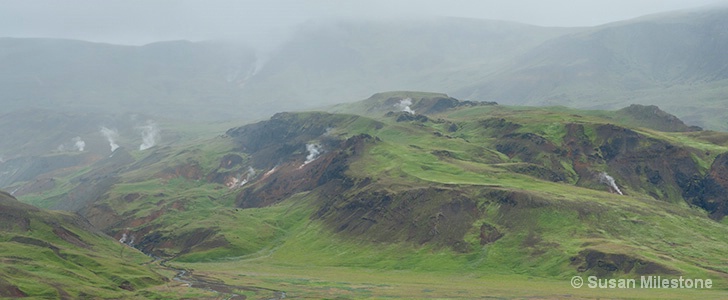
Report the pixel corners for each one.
[164,260,286,300]
[138,248,286,299]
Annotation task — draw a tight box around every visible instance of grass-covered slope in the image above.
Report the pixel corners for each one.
[0,190,163,298]
[9,92,728,298]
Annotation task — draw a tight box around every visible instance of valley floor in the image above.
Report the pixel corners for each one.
[156,261,728,299]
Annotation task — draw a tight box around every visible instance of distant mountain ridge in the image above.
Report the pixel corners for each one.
[1,6,727,131]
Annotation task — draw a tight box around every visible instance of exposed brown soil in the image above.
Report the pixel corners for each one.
[235,134,376,208]
[314,186,481,252]
[156,162,203,181]
[0,277,26,297]
[479,223,503,245]
[52,226,90,249]
[571,249,679,276]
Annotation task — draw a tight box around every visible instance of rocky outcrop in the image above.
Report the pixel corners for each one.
[314,186,481,252]
[682,152,728,220]
[235,134,377,208]
[571,249,679,276]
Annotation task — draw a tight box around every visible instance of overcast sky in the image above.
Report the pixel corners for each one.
[0,0,724,45]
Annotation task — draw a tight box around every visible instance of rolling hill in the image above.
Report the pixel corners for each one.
[0,190,163,298]
[5,91,728,298]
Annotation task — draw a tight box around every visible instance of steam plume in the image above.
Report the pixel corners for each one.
[264,165,278,177]
[598,172,623,195]
[100,127,120,152]
[119,232,135,246]
[396,98,415,114]
[73,137,86,152]
[138,121,160,151]
[237,166,257,187]
[301,143,322,168]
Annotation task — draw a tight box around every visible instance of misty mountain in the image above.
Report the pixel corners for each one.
[0,38,256,119]
[456,8,728,129]
[2,7,728,130]
[0,18,575,121]
[241,18,575,109]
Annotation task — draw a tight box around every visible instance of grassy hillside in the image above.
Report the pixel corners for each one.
[8,92,728,298]
[0,190,164,298]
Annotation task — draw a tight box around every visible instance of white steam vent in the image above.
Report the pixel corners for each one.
[73,137,86,152]
[237,167,257,188]
[598,172,623,195]
[138,121,160,151]
[396,98,415,114]
[100,127,120,153]
[300,143,322,168]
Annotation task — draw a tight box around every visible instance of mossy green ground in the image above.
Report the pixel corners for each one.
[11,94,728,298]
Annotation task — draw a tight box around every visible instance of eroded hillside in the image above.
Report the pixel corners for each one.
[5,93,727,291]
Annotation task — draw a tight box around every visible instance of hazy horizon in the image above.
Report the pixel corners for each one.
[1,0,725,46]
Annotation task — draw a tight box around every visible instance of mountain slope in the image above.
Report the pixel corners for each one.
[0,38,256,120]
[2,95,727,298]
[240,18,573,110]
[0,190,163,298]
[9,92,728,297]
[457,7,728,130]
[3,8,728,131]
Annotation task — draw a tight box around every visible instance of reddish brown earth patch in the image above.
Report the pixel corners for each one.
[236,134,375,208]
[219,154,244,169]
[0,277,26,297]
[156,162,203,181]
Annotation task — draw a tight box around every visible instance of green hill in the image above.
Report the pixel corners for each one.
[7,92,728,298]
[0,190,163,298]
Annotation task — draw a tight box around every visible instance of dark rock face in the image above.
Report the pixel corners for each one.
[410,96,496,115]
[235,134,376,208]
[682,153,728,220]
[571,249,679,276]
[479,223,503,245]
[314,186,481,252]
[486,120,727,220]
